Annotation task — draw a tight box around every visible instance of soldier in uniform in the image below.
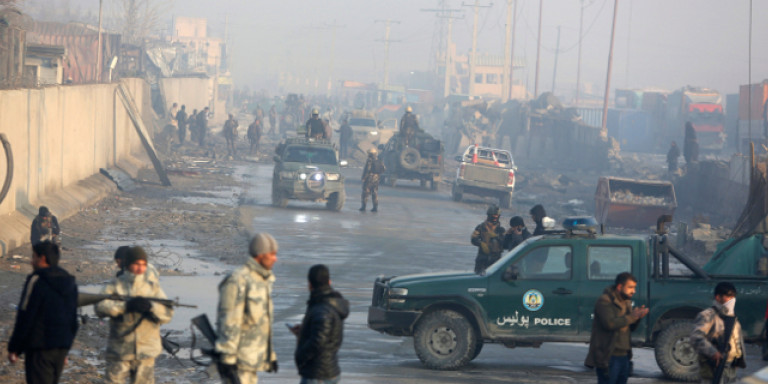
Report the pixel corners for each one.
[305,109,326,139]
[471,205,506,273]
[248,116,263,155]
[360,148,385,212]
[95,247,174,384]
[399,106,419,147]
[690,282,745,383]
[223,114,239,157]
[215,233,279,384]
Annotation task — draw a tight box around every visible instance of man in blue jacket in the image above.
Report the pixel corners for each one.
[7,240,79,384]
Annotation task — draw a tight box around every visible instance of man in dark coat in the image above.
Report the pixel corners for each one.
[305,109,326,139]
[683,122,699,165]
[504,216,531,250]
[176,105,188,145]
[8,241,78,384]
[336,119,352,159]
[667,141,680,174]
[530,204,547,236]
[585,272,649,384]
[471,205,506,273]
[30,206,60,246]
[291,264,349,384]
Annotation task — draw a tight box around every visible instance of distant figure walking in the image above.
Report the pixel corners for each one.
[683,122,699,165]
[667,141,680,174]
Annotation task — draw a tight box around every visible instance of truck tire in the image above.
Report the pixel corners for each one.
[413,309,478,370]
[272,185,288,208]
[654,320,699,382]
[452,183,463,202]
[325,191,345,211]
[499,192,513,208]
[399,147,421,171]
[470,339,484,361]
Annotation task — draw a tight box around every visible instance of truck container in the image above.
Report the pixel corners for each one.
[594,177,677,229]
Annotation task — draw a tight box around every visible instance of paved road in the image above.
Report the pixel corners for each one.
[169,162,764,383]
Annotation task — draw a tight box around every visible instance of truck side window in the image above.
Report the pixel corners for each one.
[516,246,572,280]
[587,246,632,280]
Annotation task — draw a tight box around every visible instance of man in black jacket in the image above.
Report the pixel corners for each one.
[8,241,79,384]
[30,206,60,246]
[504,216,531,250]
[291,264,349,384]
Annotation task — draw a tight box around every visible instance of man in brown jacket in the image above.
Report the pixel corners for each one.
[585,272,649,384]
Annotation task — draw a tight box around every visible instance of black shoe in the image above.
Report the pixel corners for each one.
[359,205,366,212]
[371,206,378,212]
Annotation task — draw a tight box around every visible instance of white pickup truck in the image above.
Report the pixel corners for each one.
[451,145,517,208]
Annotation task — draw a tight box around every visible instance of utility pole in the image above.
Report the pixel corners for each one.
[534,0,543,98]
[625,0,632,88]
[97,0,103,82]
[509,0,518,99]
[422,7,463,98]
[463,0,493,98]
[575,0,584,106]
[502,0,514,101]
[376,19,400,89]
[600,0,619,139]
[551,25,561,93]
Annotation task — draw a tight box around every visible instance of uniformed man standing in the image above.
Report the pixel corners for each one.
[471,205,506,273]
[248,116,263,155]
[399,106,419,147]
[223,114,239,157]
[215,234,279,384]
[305,109,326,139]
[95,247,174,384]
[360,148,385,212]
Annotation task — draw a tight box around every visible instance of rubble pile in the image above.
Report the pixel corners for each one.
[610,189,674,206]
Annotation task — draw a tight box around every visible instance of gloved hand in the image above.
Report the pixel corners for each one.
[268,360,279,373]
[126,297,152,314]
[216,361,238,381]
[480,242,490,254]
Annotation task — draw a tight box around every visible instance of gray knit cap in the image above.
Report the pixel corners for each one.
[249,233,278,256]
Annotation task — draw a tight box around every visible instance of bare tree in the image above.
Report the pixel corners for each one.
[111,0,172,45]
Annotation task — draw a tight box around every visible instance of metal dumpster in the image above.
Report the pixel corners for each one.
[595,177,677,229]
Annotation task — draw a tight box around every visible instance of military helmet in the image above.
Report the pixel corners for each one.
[311,108,319,116]
[368,147,378,156]
[405,106,413,113]
[487,204,500,216]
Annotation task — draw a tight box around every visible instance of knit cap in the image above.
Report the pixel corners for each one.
[249,233,278,256]
[124,246,148,267]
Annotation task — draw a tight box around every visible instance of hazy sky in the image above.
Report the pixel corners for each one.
[36,0,768,99]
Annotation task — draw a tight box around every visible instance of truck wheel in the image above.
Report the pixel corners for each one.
[325,191,344,211]
[399,147,421,171]
[499,192,513,208]
[452,184,463,202]
[654,320,699,382]
[470,339,484,361]
[271,186,288,208]
[413,309,478,370]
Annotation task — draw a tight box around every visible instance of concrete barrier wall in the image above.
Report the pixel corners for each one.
[0,78,151,252]
[159,77,211,118]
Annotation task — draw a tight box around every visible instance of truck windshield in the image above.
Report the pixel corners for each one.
[283,146,337,165]
[349,118,377,127]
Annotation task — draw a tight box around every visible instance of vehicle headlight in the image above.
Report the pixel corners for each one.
[370,131,378,135]
[299,173,307,180]
[326,173,340,181]
[388,287,408,305]
[279,171,295,179]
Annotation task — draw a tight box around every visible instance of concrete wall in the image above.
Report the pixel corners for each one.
[0,78,151,253]
[159,76,227,126]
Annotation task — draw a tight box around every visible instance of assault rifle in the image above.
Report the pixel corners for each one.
[191,314,242,384]
[712,315,736,384]
[77,292,197,308]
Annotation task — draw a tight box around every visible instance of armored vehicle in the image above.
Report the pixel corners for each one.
[272,138,346,211]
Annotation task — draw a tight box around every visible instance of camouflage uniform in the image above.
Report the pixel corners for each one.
[361,155,385,211]
[95,271,174,384]
[471,221,506,273]
[690,303,745,383]
[215,256,277,384]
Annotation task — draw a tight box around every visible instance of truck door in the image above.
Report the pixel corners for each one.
[577,244,647,338]
[483,244,580,337]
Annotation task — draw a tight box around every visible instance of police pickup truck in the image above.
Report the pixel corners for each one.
[367,217,768,381]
